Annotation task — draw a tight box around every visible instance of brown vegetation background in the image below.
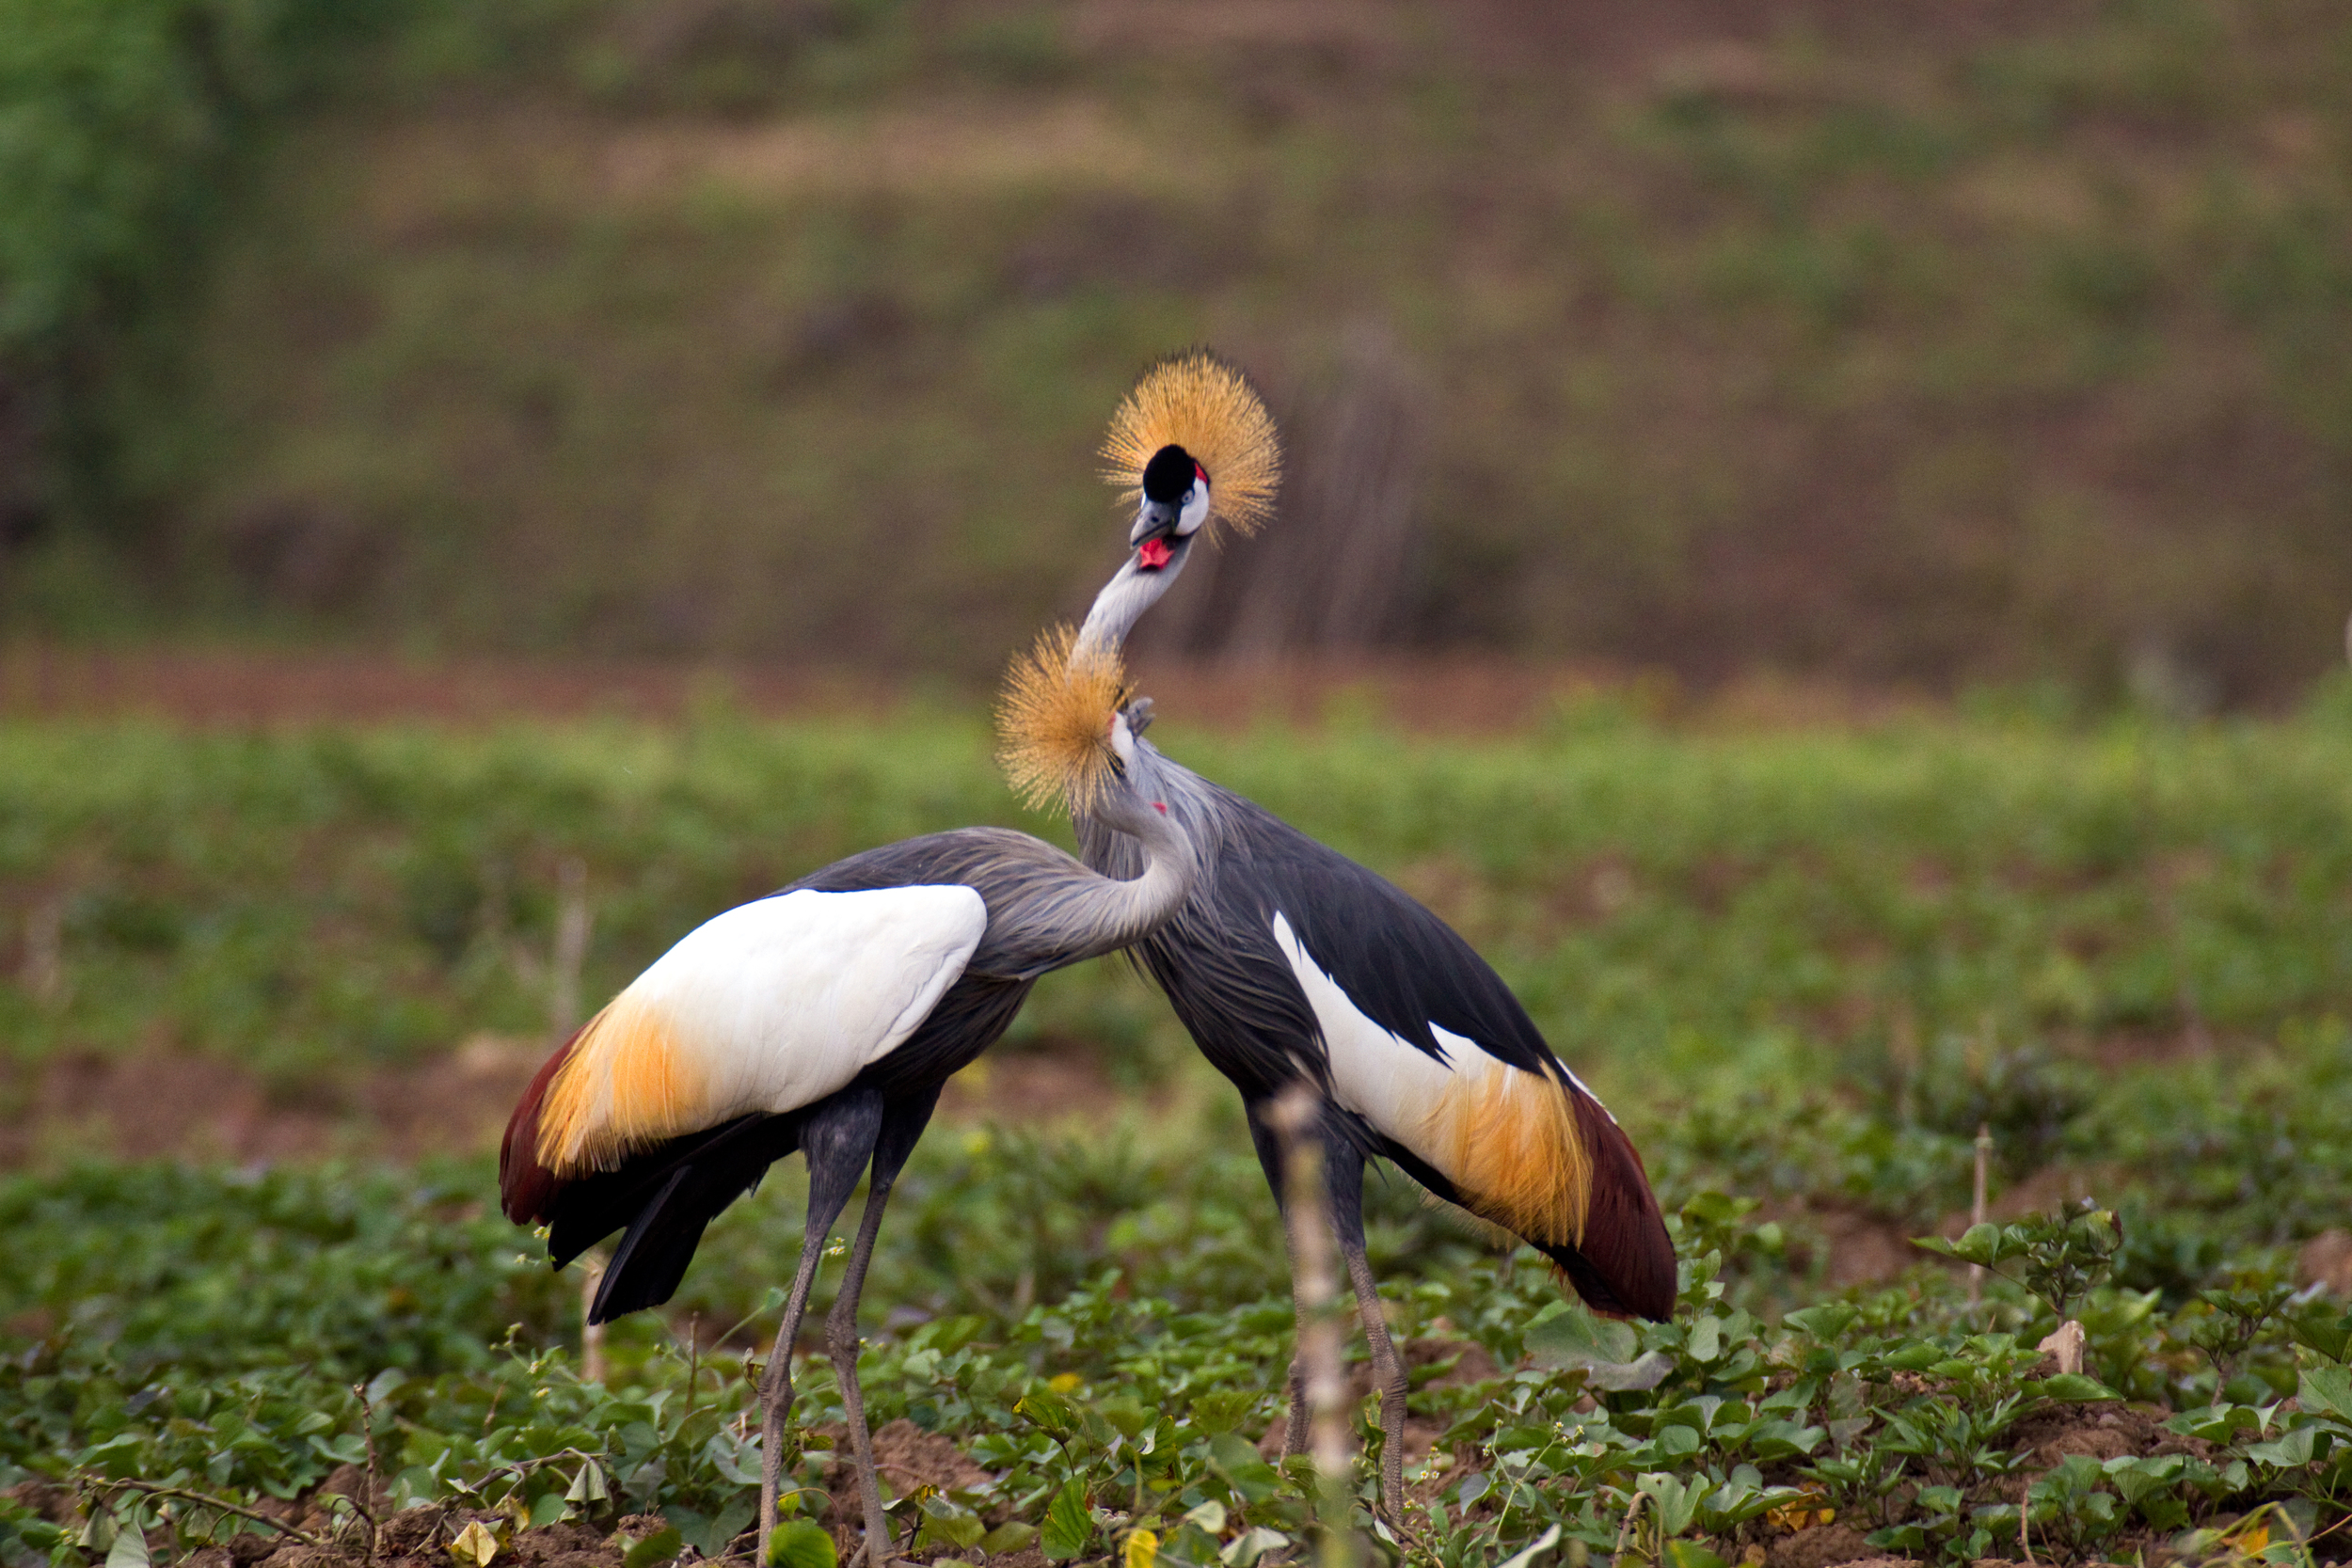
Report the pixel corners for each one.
[7,0,2351,705]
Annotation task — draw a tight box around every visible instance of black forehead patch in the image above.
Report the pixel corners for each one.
[1141,444,1198,502]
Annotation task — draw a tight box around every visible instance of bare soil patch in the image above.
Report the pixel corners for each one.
[0,1037,1152,1168]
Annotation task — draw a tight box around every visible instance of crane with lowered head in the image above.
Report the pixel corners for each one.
[501,646,1199,1567]
[1036,352,1678,1517]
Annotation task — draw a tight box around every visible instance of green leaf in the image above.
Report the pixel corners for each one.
[1189,1392,1254,1437]
[665,1502,751,1561]
[1159,1522,1222,1568]
[565,1462,609,1505]
[907,1314,988,1354]
[1207,1433,1280,1504]
[976,1523,1038,1557]
[1493,1523,1562,1568]
[765,1520,835,1568]
[1525,1305,1670,1388]
[915,1497,985,1551]
[1682,1191,1759,1226]
[2170,1404,2265,1443]
[2286,1305,2352,1364]
[1041,1480,1092,1561]
[2024,1374,2120,1403]
[1180,1502,1226,1536]
[2301,1365,2352,1423]
[1664,1544,1728,1568]
[1782,1304,1859,1342]
[1098,1399,1153,1440]
[1219,1528,1290,1568]
[529,1493,568,1528]
[103,1520,150,1568]
[1017,1391,1083,1444]
[1746,1419,1826,1460]
[2246,1428,2319,1467]
[1915,1222,2006,1267]
[621,1526,681,1568]
[1639,1474,1704,1537]
[1525,1305,1638,1368]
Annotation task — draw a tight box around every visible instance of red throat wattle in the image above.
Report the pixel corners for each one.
[1136,538,1172,570]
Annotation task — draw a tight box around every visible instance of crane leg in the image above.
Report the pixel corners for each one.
[1244,1101,1312,1457]
[1327,1143,1410,1521]
[827,1087,941,1568]
[758,1092,885,1552]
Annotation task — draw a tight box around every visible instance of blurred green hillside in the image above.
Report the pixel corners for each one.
[4,0,2350,701]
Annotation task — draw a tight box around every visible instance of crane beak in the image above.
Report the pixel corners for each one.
[1130,499,1182,546]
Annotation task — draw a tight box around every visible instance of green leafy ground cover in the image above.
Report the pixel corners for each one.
[7,702,2352,1564]
[5,1085,2352,1568]
[8,689,2352,1106]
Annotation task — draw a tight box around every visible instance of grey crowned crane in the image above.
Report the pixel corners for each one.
[501,649,1199,1565]
[1052,353,1677,1515]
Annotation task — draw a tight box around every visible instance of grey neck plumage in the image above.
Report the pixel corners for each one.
[1058,775,1200,958]
[1067,540,1223,890]
[969,744,1201,978]
[1073,540,1191,662]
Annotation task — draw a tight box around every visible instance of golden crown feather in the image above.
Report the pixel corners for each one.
[995,624,1128,813]
[1101,350,1282,539]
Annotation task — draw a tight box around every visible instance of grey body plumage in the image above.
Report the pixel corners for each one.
[801,824,1195,983]
[501,707,1199,1564]
[1070,454,1676,1516]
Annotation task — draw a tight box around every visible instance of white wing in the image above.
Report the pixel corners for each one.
[541,885,986,1168]
[1271,908,1604,1243]
[1271,909,1457,1146]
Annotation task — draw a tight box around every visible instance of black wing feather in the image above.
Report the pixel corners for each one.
[1218,793,1562,1081]
[541,1111,805,1320]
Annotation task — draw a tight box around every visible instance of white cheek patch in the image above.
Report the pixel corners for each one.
[1271,911,1458,1147]
[1177,483,1211,535]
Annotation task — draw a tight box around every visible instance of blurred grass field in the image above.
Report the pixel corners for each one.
[8,688,2352,1108]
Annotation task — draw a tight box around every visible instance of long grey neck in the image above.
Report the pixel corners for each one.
[1075,739,1219,885]
[1019,784,1202,969]
[1070,540,1215,895]
[1073,541,1191,660]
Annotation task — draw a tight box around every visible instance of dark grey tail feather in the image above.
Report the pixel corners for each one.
[538,1112,804,1321]
[593,1167,699,1321]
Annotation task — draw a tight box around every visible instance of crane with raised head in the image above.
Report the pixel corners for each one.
[1045,352,1677,1517]
[501,646,1198,1566]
